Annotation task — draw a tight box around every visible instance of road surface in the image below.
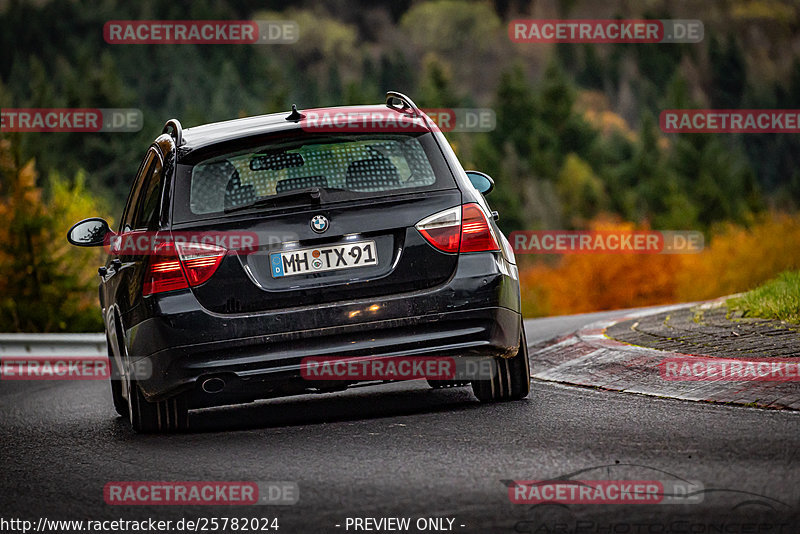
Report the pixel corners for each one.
[1,309,798,533]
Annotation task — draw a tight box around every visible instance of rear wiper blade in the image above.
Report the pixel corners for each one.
[224,187,322,214]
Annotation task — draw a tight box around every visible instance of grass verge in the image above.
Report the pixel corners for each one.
[727,270,800,324]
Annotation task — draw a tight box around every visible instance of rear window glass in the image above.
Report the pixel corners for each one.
[174,133,453,221]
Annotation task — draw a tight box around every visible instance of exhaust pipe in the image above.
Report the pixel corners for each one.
[201,377,225,394]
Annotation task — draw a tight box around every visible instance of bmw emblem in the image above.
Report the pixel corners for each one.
[310,214,329,234]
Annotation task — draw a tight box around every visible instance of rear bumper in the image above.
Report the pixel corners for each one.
[124,252,521,403]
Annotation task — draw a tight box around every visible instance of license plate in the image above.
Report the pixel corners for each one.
[270,240,378,278]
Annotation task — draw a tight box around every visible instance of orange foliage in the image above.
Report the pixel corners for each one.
[519,213,800,317]
[676,213,800,301]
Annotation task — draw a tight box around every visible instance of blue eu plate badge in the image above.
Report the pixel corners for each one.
[270,253,285,277]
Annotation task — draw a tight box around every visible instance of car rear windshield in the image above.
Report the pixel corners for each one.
[172,132,456,223]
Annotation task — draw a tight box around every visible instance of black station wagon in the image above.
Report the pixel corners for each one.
[68,92,530,432]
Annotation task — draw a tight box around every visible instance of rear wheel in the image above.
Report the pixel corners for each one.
[106,337,128,417]
[110,377,128,417]
[127,378,189,433]
[472,322,531,402]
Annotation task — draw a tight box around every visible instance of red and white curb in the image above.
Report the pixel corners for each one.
[530,304,800,411]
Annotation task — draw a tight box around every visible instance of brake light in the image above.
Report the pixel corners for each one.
[143,241,226,296]
[415,203,500,253]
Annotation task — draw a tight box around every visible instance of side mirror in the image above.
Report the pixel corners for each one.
[465,171,494,195]
[67,217,112,247]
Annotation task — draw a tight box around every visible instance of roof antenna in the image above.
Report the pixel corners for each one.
[286,104,305,122]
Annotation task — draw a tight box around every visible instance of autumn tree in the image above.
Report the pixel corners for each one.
[0,140,107,332]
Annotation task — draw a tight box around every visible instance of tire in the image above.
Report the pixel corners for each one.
[106,338,128,417]
[110,376,128,417]
[426,379,471,389]
[472,322,531,402]
[127,378,189,433]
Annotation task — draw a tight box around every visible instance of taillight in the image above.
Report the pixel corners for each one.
[459,203,500,252]
[143,243,187,296]
[415,206,461,253]
[143,241,226,296]
[175,242,226,286]
[415,203,500,254]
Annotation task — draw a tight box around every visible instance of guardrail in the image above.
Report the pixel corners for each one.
[0,333,106,357]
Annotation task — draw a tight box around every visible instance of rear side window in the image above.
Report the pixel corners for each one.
[133,157,164,230]
[120,151,154,232]
[174,133,454,222]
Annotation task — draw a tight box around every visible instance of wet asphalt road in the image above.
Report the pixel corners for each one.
[1,309,799,533]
